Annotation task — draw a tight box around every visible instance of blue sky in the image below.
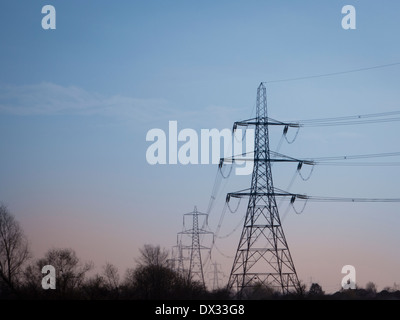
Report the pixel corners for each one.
[1,0,400,292]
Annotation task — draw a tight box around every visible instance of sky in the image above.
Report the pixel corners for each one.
[1,0,400,293]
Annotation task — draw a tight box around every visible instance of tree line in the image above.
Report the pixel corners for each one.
[1,204,400,300]
[0,204,221,299]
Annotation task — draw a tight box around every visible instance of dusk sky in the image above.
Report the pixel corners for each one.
[1,0,400,293]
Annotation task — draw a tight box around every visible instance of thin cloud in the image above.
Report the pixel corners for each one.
[0,82,245,129]
[0,82,172,121]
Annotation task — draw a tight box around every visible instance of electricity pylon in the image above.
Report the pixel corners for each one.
[175,240,185,274]
[210,262,223,291]
[226,83,300,298]
[168,239,186,274]
[179,206,213,287]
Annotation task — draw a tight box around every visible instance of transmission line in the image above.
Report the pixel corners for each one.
[264,62,400,84]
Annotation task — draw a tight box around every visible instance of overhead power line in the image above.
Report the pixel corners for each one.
[227,189,400,204]
[301,196,400,203]
[233,111,400,130]
[309,151,400,161]
[221,150,400,168]
[297,111,400,124]
[300,117,400,127]
[294,110,400,127]
[264,62,400,84]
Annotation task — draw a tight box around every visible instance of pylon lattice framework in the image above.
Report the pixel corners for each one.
[210,262,223,291]
[226,83,300,298]
[178,206,213,287]
[168,239,186,275]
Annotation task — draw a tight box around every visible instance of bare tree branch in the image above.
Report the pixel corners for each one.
[0,204,30,290]
[136,244,169,268]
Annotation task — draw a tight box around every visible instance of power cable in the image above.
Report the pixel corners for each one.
[264,62,400,84]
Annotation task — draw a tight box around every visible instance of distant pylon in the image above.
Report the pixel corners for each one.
[179,206,213,287]
[168,239,186,274]
[226,83,300,298]
[176,240,185,274]
[210,262,223,291]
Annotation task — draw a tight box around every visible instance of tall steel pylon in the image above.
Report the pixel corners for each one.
[226,83,300,298]
[179,206,213,287]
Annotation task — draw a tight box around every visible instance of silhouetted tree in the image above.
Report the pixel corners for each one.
[209,287,232,300]
[136,244,169,268]
[383,282,400,293]
[240,283,277,300]
[365,281,377,297]
[23,248,92,298]
[79,264,120,300]
[82,274,109,300]
[0,204,30,295]
[101,262,120,298]
[308,283,325,297]
[22,263,45,298]
[103,262,120,291]
[123,244,206,299]
[295,280,307,298]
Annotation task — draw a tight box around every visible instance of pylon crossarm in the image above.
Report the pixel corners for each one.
[234,117,300,129]
[227,192,298,201]
[222,157,314,164]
